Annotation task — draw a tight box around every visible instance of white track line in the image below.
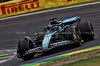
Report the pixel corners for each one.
[0,49,16,51]
[0,2,100,21]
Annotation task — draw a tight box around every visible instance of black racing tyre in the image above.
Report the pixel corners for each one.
[64,26,74,41]
[74,26,82,46]
[65,26,82,46]
[78,22,94,41]
[18,38,34,61]
[18,38,32,52]
[22,54,34,61]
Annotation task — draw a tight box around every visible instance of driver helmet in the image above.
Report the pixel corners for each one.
[51,25,58,31]
[51,21,58,25]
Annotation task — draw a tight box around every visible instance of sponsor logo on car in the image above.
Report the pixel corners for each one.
[51,41,72,47]
[24,47,42,55]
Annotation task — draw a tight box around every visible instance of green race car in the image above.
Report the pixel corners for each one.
[17,16,94,60]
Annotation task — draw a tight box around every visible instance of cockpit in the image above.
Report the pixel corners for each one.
[44,25,59,33]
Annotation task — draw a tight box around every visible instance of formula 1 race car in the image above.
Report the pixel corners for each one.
[17,16,95,60]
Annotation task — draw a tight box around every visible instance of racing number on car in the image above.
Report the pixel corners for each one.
[67,0,76,2]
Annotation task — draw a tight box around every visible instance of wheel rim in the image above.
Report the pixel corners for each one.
[74,26,82,45]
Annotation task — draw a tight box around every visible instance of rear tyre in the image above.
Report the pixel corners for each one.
[18,37,34,61]
[79,22,94,42]
[73,26,82,46]
[64,26,74,41]
[65,26,82,46]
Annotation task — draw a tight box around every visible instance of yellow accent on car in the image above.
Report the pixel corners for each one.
[89,21,95,39]
[80,43,82,45]
[25,36,29,49]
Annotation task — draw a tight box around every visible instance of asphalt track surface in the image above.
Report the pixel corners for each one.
[0,3,100,66]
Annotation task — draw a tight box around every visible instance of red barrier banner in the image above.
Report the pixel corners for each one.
[1,0,39,15]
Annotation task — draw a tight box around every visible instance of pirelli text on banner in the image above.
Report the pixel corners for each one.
[1,0,39,15]
[0,0,93,18]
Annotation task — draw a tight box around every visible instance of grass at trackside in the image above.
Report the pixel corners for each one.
[40,49,100,66]
[0,0,100,19]
[63,55,100,66]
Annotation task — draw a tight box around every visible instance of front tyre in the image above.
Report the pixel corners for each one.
[18,37,33,52]
[17,37,34,60]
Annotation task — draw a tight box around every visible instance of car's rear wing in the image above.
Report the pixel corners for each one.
[62,16,80,25]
